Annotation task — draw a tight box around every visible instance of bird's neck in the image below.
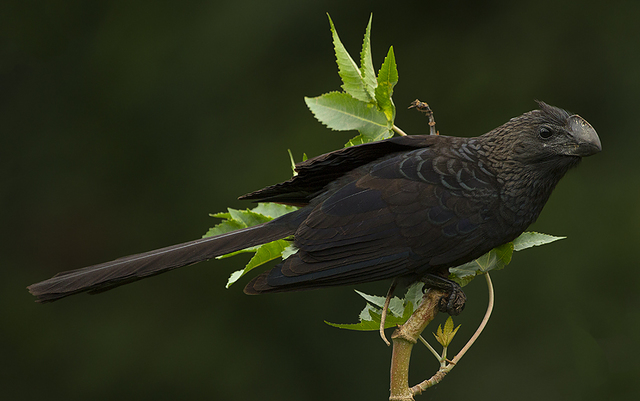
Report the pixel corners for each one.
[496,157,579,230]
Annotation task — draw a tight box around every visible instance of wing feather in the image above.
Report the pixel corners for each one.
[245,138,505,294]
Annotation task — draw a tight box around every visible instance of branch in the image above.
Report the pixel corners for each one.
[388,273,495,400]
[389,288,445,401]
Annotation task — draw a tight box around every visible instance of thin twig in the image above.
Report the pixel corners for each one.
[417,335,441,361]
[451,273,494,364]
[408,99,438,136]
[392,125,408,136]
[380,279,398,346]
[410,273,495,395]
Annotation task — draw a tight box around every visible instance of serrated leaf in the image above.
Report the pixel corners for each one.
[433,316,460,347]
[325,303,412,331]
[476,242,514,272]
[452,242,513,275]
[251,203,298,219]
[512,231,565,251]
[209,211,231,219]
[449,273,475,288]
[358,302,377,321]
[228,208,272,227]
[216,245,260,259]
[448,231,563,287]
[325,317,381,331]
[204,203,298,288]
[226,270,244,289]
[449,242,514,286]
[359,14,377,100]
[403,282,425,310]
[354,289,387,309]
[203,218,245,237]
[326,283,421,331]
[344,133,369,148]
[225,239,290,287]
[327,14,372,103]
[355,289,405,317]
[304,92,390,139]
[206,204,296,238]
[375,46,398,123]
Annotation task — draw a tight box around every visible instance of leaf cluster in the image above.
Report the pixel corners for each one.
[204,203,298,288]
[325,283,425,331]
[211,15,401,289]
[305,14,399,147]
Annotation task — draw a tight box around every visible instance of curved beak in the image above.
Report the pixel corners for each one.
[567,115,602,156]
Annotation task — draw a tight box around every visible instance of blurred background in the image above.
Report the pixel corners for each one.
[2,1,639,400]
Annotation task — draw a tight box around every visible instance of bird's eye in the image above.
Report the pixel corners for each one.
[539,126,553,139]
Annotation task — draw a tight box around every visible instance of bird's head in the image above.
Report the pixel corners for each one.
[509,101,602,166]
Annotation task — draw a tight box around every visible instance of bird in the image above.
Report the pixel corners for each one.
[27,101,601,314]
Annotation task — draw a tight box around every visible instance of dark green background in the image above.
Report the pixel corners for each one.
[2,1,639,400]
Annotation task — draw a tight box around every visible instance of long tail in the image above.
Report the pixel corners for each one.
[27,210,307,302]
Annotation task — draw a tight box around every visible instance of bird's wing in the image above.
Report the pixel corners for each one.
[239,135,439,205]
[245,140,504,293]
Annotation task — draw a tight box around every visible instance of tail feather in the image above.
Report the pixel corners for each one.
[27,211,305,302]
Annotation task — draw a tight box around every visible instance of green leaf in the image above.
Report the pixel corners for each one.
[355,290,405,317]
[304,92,391,140]
[326,283,423,331]
[344,133,369,148]
[225,239,290,288]
[327,14,372,103]
[375,46,398,123]
[354,289,387,309]
[476,242,514,272]
[325,311,381,331]
[203,217,245,238]
[359,14,377,100]
[403,282,425,310]
[450,273,475,288]
[449,242,514,286]
[325,303,413,331]
[228,208,272,227]
[203,203,298,288]
[281,244,298,259]
[251,203,298,219]
[216,245,260,259]
[448,231,564,287]
[433,316,461,347]
[512,231,565,251]
[206,207,275,236]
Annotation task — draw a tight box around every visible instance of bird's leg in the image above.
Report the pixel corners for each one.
[379,278,398,346]
[420,274,466,316]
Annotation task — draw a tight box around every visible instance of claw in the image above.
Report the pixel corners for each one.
[438,287,466,315]
[421,273,467,316]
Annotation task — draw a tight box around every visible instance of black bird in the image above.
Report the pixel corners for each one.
[28,102,601,313]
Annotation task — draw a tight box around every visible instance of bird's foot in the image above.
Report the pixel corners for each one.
[420,273,466,316]
[437,285,466,316]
